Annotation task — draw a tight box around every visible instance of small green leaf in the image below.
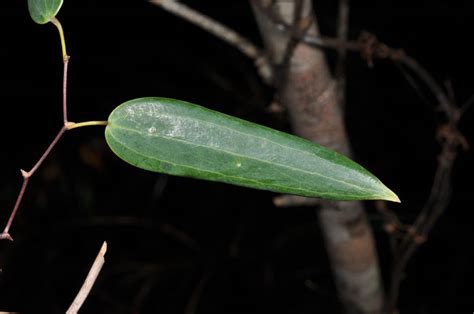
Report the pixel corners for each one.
[28,0,63,24]
[105,97,400,202]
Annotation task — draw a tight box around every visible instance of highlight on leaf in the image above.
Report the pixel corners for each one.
[105,97,400,203]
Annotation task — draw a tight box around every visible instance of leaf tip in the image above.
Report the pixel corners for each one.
[387,193,401,203]
[381,187,401,203]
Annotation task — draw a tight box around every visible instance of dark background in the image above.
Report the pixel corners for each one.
[0,1,473,313]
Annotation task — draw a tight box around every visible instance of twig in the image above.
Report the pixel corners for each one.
[150,0,273,83]
[397,54,454,121]
[461,92,474,115]
[132,277,157,314]
[272,0,312,96]
[1,19,108,240]
[184,272,211,314]
[335,0,349,108]
[0,125,67,241]
[159,223,201,251]
[394,61,433,109]
[66,241,107,314]
[278,0,311,79]
[250,0,360,51]
[0,18,72,241]
[250,1,459,123]
[381,87,468,313]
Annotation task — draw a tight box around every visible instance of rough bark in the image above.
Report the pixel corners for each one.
[250,1,384,313]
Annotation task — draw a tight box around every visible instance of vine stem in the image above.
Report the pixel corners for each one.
[0,125,66,240]
[0,17,107,241]
[0,118,108,241]
[51,17,70,123]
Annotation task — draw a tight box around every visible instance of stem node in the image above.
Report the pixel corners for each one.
[20,169,30,178]
[0,232,13,241]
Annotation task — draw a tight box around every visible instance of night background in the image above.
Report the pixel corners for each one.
[0,1,473,313]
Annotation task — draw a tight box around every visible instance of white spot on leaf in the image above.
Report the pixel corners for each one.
[148,126,156,135]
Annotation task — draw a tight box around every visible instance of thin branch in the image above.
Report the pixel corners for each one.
[397,55,453,120]
[159,223,201,251]
[150,0,273,83]
[0,116,108,240]
[0,173,28,241]
[273,0,312,90]
[132,277,157,314]
[29,126,67,177]
[66,241,107,314]
[445,79,458,106]
[250,3,458,124]
[0,126,67,241]
[250,0,360,51]
[381,97,467,313]
[460,92,474,115]
[152,0,458,127]
[184,272,211,314]
[382,131,461,314]
[1,19,73,240]
[394,62,433,109]
[335,0,349,108]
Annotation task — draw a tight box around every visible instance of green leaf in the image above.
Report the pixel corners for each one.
[28,0,63,24]
[105,97,400,202]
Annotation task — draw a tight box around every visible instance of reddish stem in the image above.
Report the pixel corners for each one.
[0,126,67,240]
[0,176,28,241]
[30,126,67,177]
[1,50,71,241]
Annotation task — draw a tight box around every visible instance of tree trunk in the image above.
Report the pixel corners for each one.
[250,1,384,313]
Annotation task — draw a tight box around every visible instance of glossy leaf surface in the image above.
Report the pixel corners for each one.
[105,98,399,202]
[28,0,63,24]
